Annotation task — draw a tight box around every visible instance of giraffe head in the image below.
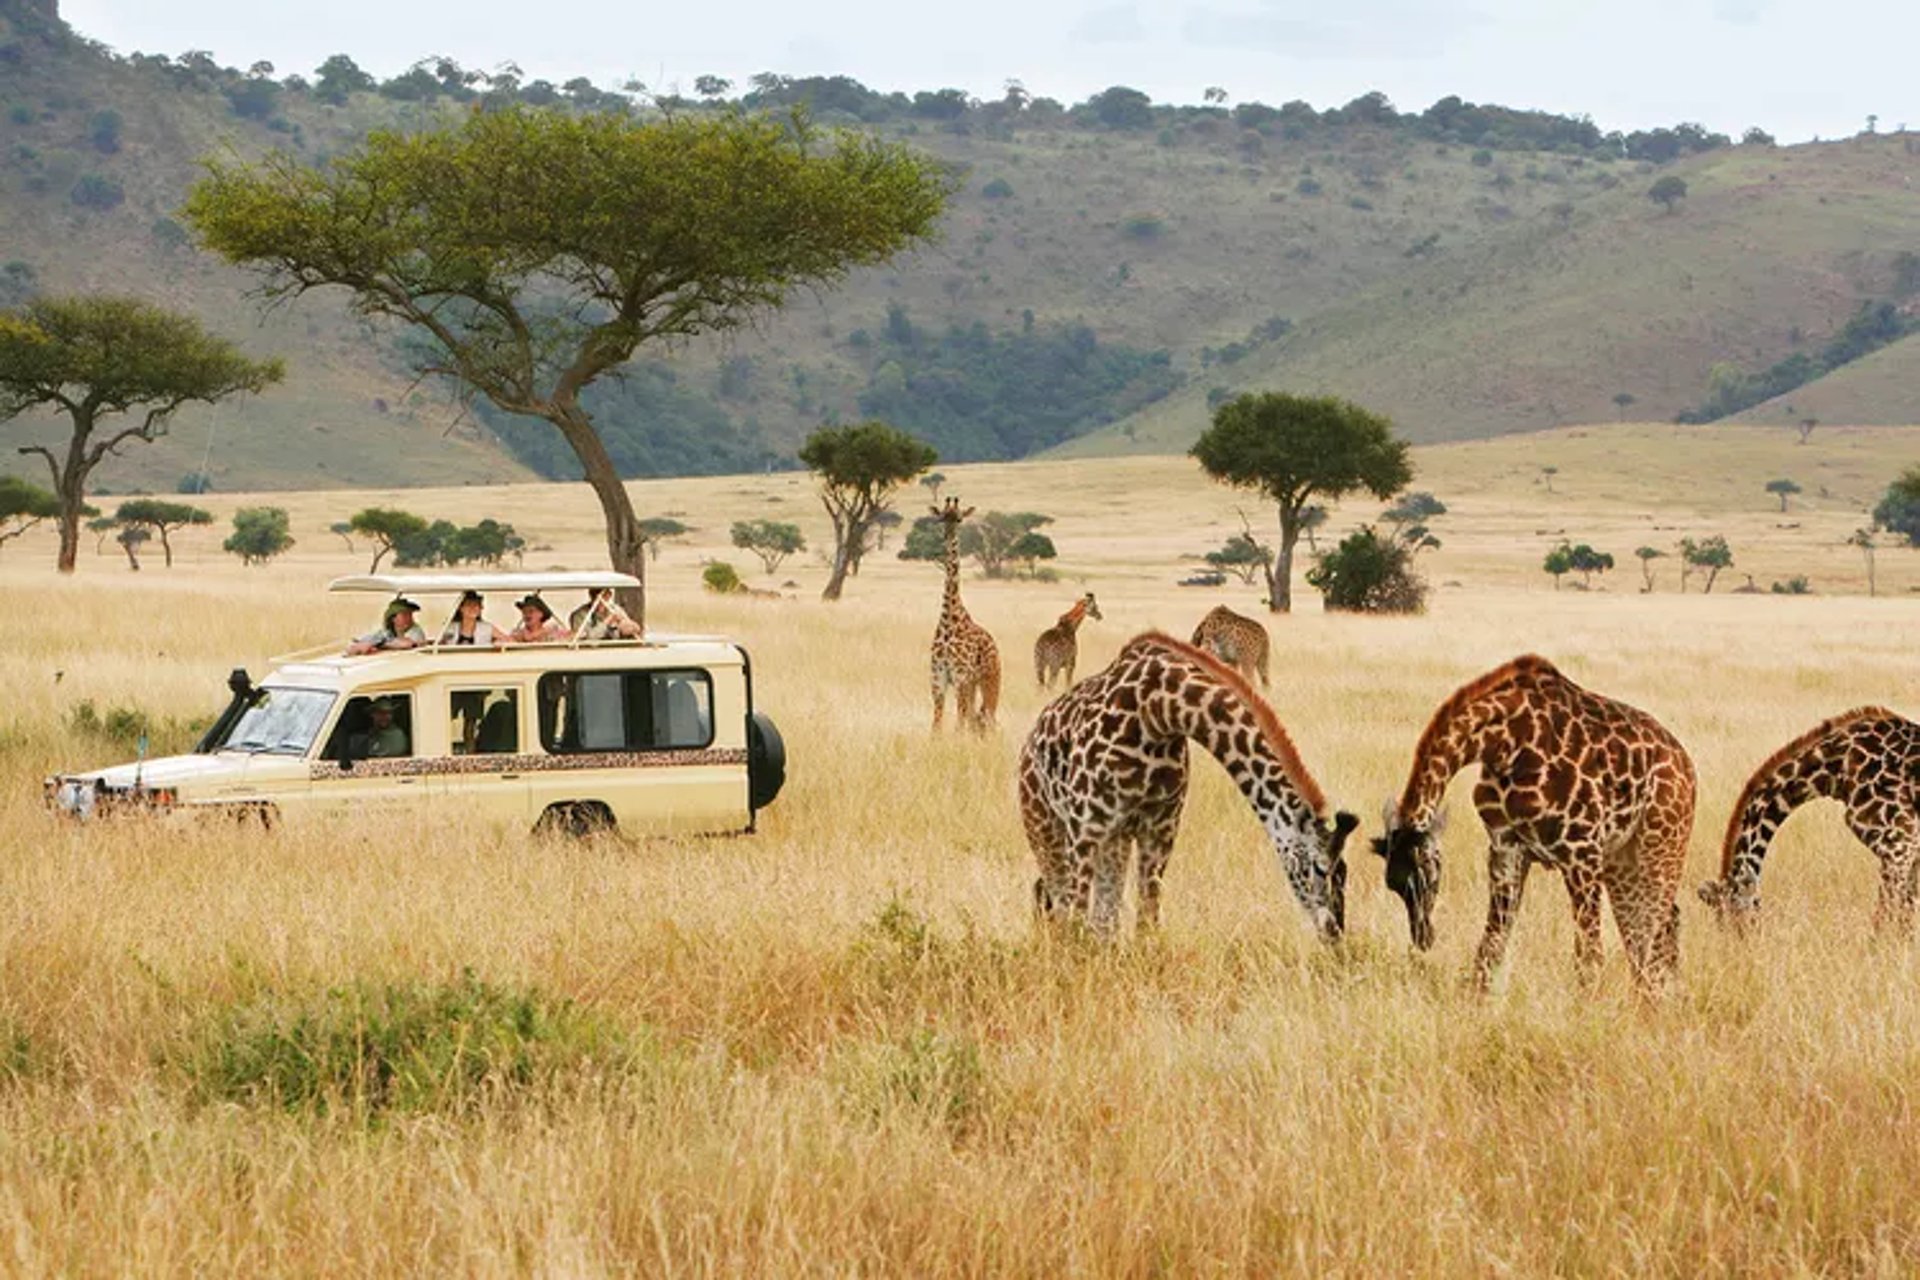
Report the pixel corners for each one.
[1081,593,1102,622]
[932,497,975,526]
[1696,879,1759,931]
[1373,807,1445,950]
[1270,809,1359,942]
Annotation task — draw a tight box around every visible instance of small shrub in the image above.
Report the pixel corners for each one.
[1770,576,1812,595]
[1295,176,1323,196]
[702,561,744,594]
[981,177,1013,198]
[173,973,632,1118]
[835,1029,985,1134]
[69,173,124,210]
[1120,212,1165,240]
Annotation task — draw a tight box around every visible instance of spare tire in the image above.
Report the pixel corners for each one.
[747,711,786,811]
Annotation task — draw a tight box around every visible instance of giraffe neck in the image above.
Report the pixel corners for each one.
[1054,602,1087,635]
[938,521,969,631]
[1718,730,1854,902]
[1397,691,1519,828]
[1145,655,1321,839]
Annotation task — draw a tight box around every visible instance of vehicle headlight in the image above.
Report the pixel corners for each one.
[50,779,98,819]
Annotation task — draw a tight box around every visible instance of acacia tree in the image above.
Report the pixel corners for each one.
[1848,528,1878,597]
[347,507,429,572]
[0,296,282,573]
[114,498,212,567]
[1191,392,1411,612]
[224,506,294,565]
[1634,545,1665,592]
[87,514,120,554]
[1680,535,1734,593]
[638,516,689,561]
[801,421,937,601]
[0,475,60,551]
[1765,477,1801,512]
[730,519,805,576]
[185,107,948,625]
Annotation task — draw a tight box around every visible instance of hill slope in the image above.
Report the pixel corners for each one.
[1058,138,1920,455]
[2,0,1916,493]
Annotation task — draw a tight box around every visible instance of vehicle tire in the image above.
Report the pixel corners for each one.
[747,711,786,811]
[536,801,614,839]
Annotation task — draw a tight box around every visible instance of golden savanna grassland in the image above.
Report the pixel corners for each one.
[3,424,1920,1275]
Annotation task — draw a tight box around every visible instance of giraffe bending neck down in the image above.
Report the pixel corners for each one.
[1034,593,1101,689]
[928,498,1001,731]
[1020,631,1358,940]
[1376,654,1696,998]
[1699,707,1920,933]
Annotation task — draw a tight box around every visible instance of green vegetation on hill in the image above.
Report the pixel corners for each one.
[1,0,1915,492]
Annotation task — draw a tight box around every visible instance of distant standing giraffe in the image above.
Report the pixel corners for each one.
[929,498,1001,731]
[1191,604,1270,687]
[1375,655,1696,998]
[1698,707,1920,934]
[1033,593,1102,689]
[1020,631,1358,940]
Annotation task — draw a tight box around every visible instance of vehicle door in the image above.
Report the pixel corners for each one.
[532,668,743,833]
[439,683,531,823]
[309,692,432,818]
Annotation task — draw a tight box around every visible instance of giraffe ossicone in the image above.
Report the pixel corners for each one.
[1019,630,1356,940]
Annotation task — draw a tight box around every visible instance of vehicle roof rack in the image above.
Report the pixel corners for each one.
[327,571,641,594]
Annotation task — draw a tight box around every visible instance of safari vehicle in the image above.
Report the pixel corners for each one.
[45,572,785,836]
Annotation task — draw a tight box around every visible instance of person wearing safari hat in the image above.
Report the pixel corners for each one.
[345,597,427,655]
[508,593,570,644]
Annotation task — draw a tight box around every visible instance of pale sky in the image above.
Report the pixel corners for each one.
[60,0,1919,143]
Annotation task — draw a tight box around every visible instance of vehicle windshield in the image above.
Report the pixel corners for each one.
[213,687,338,756]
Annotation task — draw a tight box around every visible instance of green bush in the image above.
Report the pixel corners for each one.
[174,973,632,1118]
[981,177,1013,199]
[1305,525,1428,613]
[702,561,744,594]
[69,173,124,210]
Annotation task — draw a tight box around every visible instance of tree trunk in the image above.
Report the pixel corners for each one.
[820,507,862,601]
[159,528,174,567]
[553,399,646,625]
[1269,505,1300,613]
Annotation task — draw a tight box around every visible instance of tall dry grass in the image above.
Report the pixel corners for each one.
[3,442,1920,1275]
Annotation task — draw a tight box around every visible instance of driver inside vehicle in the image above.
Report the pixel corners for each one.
[348,697,410,759]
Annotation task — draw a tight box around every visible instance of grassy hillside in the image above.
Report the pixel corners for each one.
[1730,331,1920,427]
[2,3,1916,496]
[1060,137,1920,455]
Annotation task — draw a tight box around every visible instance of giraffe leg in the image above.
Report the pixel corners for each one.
[1134,812,1180,932]
[930,670,947,731]
[1608,845,1686,1003]
[1086,839,1129,940]
[1564,863,1606,990]
[1872,841,1919,936]
[1470,836,1532,994]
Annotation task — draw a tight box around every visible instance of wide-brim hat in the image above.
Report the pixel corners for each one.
[459,590,484,606]
[370,696,398,714]
[514,594,552,621]
[384,597,421,622]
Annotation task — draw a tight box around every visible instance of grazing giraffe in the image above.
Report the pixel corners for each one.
[1698,706,1920,933]
[928,498,1001,731]
[1190,604,1271,687]
[1375,655,1696,997]
[1033,593,1102,689]
[1019,631,1358,940]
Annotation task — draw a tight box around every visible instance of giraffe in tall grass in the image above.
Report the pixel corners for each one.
[928,498,1001,731]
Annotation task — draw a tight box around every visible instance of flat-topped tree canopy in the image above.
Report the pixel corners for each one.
[328,571,639,595]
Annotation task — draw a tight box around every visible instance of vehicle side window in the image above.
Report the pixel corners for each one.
[450,688,520,756]
[320,694,414,762]
[538,670,713,753]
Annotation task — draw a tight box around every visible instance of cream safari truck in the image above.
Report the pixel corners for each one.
[46,572,785,836]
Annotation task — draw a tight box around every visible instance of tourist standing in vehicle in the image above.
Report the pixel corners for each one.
[508,595,570,643]
[439,591,500,646]
[569,589,644,641]
[345,598,426,655]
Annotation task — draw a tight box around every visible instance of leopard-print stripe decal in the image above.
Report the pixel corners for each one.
[309,748,748,782]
